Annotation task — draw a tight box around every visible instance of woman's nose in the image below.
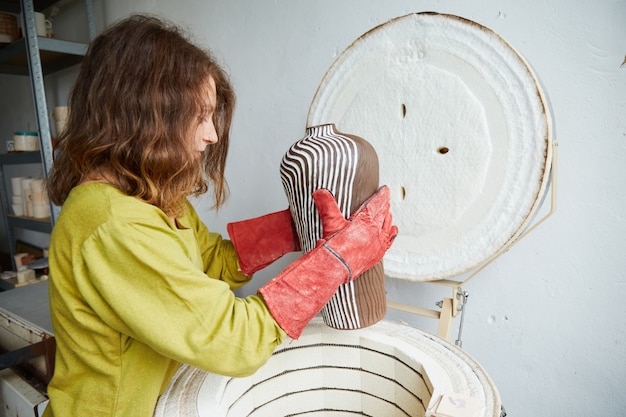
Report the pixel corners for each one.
[204,121,218,144]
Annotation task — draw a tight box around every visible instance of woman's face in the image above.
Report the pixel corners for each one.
[193,76,218,159]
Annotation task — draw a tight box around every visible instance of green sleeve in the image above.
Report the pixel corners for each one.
[78,216,286,377]
[184,203,252,290]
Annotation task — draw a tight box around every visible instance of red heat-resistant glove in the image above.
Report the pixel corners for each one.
[227,209,300,276]
[259,186,397,338]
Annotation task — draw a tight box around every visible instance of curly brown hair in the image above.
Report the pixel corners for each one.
[47,14,235,216]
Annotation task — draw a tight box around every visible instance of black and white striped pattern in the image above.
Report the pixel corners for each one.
[280,123,362,329]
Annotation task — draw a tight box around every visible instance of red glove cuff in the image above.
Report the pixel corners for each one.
[227,209,300,276]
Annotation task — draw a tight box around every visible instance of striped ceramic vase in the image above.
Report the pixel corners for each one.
[280,123,386,330]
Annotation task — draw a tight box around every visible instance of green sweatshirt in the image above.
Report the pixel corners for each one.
[44,182,286,417]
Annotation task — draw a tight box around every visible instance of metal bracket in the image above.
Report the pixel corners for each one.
[387,280,466,341]
[455,290,469,347]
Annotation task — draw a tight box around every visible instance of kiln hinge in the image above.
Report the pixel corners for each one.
[433,282,468,343]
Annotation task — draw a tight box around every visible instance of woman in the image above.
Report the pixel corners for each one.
[44,14,396,417]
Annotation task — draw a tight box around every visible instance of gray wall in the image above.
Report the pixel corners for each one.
[1,0,624,415]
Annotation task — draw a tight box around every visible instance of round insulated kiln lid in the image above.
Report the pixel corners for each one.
[307,12,553,281]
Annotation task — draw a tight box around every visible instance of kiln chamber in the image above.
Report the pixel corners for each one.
[154,318,500,417]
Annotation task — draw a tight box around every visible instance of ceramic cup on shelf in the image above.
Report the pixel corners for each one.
[31,193,47,205]
[30,178,44,193]
[11,176,26,196]
[11,195,24,217]
[11,203,24,216]
[13,131,38,151]
[32,203,50,219]
[24,135,39,151]
[21,177,34,217]
[17,12,52,38]
[52,106,69,136]
[30,179,48,207]
[34,12,52,37]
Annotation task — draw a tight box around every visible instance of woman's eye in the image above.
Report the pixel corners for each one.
[199,113,213,123]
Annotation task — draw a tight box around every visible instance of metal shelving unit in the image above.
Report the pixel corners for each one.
[0,0,94,271]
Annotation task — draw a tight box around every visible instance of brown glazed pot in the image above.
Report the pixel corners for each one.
[280,123,386,330]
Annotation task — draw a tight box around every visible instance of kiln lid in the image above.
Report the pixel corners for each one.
[307,12,552,281]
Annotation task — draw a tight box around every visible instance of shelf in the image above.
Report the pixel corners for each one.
[0,0,93,273]
[0,0,60,14]
[0,36,87,75]
[0,274,47,291]
[6,215,52,233]
[0,151,41,165]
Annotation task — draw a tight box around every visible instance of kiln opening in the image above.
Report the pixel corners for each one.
[155,319,500,417]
